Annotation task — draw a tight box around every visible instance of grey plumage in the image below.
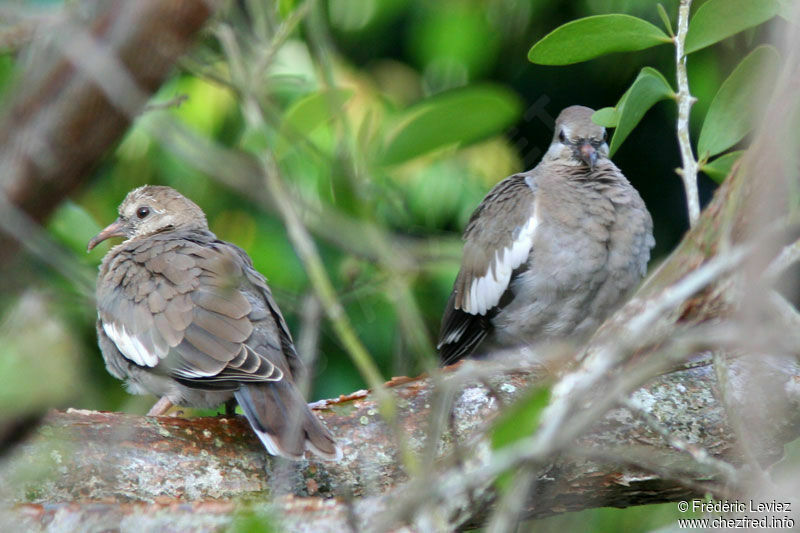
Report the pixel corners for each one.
[90,185,340,460]
[438,105,654,364]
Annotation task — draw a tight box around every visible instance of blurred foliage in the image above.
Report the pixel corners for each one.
[0,0,785,428]
[0,0,791,528]
[0,292,84,416]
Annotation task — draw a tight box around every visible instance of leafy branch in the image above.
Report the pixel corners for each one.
[528,0,783,225]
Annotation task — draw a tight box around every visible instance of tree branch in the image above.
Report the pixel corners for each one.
[674,0,700,226]
[2,350,799,531]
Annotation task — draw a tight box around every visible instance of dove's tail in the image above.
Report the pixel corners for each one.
[234,380,341,460]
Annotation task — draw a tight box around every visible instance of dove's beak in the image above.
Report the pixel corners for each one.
[578,142,597,170]
[87,218,126,252]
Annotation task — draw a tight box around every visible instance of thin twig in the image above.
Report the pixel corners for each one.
[711,353,772,487]
[296,291,323,397]
[0,19,35,52]
[213,23,394,418]
[763,238,800,282]
[248,0,314,90]
[622,397,740,483]
[487,465,537,533]
[768,290,800,331]
[538,244,751,449]
[0,194,95,298]
[570,445,737,500]
[302,4,438,370]
[674,0,700,226]
[624,244,749,336]
[144,93,189,111]
[387,335,720,528]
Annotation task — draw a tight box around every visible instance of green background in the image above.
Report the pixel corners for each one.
[0,0,792,529]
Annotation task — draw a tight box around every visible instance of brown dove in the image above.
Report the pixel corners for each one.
[88,185,340,460]
[438,105,655,364]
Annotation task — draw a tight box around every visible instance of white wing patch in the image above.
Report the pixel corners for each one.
[440,319,469,345]
[466,214,538,315]
[172,365,213,379]
[103,321,160,367]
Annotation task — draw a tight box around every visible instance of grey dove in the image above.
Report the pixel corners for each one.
[88,185,340,460]
[438,105,654,364]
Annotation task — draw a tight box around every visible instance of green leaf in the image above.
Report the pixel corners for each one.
[592,107,618,127]
[49,200,103,254]
[609,67,675,156]
[685,0,781,54]
[491,385,549,492]
[380,85,522,166]
[168,76,235,136]
[656,4,674,37]
[0,294,81,417]
[700,150,745,183]
[278,0,297,18]
[0,55,15,99]
[231,507,280,533]
[697,46,780,158]
[275,88,354,158]
[491,386,550,450]
[528,15,670,65]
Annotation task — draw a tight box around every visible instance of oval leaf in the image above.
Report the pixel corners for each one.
[697,46,780,158]
[609,67,675,156]
[656,3,674,37]
[700,150,745,183]
[275,88,354,158]
[592,107,618,127]
[491,386,549,493]
[685,0,781,54]
[491,386,550,451]
[381,85,522,166]
[528,15,670,65]
[49,200,103,255]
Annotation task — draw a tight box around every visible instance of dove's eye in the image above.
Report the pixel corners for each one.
[559,130,567,143]
[136,206,151,219]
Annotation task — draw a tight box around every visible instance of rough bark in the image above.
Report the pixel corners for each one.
[2,351,799,531]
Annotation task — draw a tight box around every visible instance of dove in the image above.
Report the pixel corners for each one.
[438,105,654,364]
[88,185,340,460]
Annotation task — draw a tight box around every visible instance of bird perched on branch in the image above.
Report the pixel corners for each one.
[88,185,340,460]
[438,105,654,364]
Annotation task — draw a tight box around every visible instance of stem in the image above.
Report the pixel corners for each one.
[675,0,700,226]
[622,397,739,483]
[258,152,393,417]
[763,238,800,282]
[303,6,438,368]
[214,25,393,417]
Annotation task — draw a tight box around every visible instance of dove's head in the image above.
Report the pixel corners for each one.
[88,185,208,251]
[545,105,609,170]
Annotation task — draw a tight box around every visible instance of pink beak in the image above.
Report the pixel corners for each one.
[579,142,597,170]
[87,218,126,252]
